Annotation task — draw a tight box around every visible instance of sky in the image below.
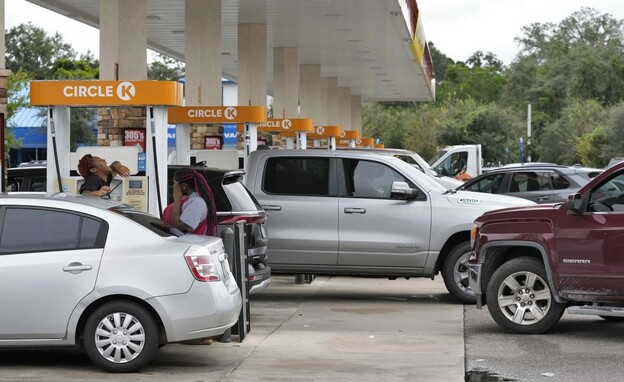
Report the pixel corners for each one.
[6,0,624,66]
[417,0,624,65]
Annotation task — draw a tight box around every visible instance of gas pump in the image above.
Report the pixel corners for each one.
[29,80,183,216]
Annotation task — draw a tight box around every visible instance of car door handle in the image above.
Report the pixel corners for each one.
[344,208,366,214]
[262,205,282,211]
[63,262,92,274]
[536,196,550,202]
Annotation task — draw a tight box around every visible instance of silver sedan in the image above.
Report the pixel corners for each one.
[0,193,242,372]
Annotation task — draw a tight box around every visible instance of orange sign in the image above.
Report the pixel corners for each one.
[341,130,361,140]
[30,80,184,106]
[359,138,375,146]
[308,125,342,139]
[169,106,266,124]
[236,118,314,132]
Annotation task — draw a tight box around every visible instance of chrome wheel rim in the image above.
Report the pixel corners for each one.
[497,270,552,325]
[453,252,474,296]
[94,312,145,364]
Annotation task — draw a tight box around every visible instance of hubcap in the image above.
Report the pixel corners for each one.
[94,312,145,363]
[454,252,474,296]
[497,271,551,325]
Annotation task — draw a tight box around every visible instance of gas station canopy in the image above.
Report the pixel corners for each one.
[27,0,435,102]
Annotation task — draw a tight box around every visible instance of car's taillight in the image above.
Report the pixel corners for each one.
[185,247,220,282]
[220,214,266,225]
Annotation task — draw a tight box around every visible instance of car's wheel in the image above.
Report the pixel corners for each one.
[486,257,564,334]
[442,242,476,304]
[83,301,159,373]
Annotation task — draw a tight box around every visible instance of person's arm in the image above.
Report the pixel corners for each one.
[81,186,112,197]
[79,176,112,197]
[110,161,131,178]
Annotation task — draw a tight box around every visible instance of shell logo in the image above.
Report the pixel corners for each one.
[282,119,292,130]
[116,82,136,101]
[224,106,238,120]
[316,126,325,135]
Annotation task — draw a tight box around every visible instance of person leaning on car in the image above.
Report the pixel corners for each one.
[77,154,131,197]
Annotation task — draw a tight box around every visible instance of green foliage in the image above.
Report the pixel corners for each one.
[6,22,76,80]
[599,102,624,164]
[6,23,99,153]
[148,52,185,81]
[435,51,506,105]
[362,103,409,149]
[434,99,524,165]
[537,99,606,165]
[363,7,624,167]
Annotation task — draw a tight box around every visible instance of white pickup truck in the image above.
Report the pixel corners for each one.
[244,148,533,303]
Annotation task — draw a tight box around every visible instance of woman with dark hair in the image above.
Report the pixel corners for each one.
[77,154,130,197]
[162,168,217,236]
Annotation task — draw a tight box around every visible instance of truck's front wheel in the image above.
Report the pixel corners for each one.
[442,242,476,304]
[486,257,564,334]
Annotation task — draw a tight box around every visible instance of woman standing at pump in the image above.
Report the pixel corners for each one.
[77,154,131,197]
[162,168,218,236]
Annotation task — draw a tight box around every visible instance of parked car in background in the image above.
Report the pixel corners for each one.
[457,164,602,204]
[338,148,464,189]
[0,193,241,372]
[168,165,271,294]
[6,165,46,191]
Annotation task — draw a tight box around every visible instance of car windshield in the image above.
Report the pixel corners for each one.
[109,205,183,237]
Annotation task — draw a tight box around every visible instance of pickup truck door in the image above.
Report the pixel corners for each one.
[336,158,431,270]
[555,171,624,298]
[254,156,338,266]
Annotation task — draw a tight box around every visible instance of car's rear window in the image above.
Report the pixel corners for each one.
[110,206,179,237]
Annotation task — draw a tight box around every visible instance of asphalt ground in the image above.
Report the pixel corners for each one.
[0,275,464,382]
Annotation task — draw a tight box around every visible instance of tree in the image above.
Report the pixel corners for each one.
[537,99,606,165]
[435,51,506,105]
[434,99,524,165]
[428,42,453,83]
[598,102,624,165]
[5,22,76,80]
[148,52,184,81]
[7,23,99,152]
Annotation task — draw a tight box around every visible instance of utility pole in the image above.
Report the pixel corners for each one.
[527,103,532,163]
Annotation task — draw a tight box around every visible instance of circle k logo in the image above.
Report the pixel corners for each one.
[117,82,136,101]
[282,119,292,130]
[341,131,346,138]
[224,107,237,120]
[316,126,325,135]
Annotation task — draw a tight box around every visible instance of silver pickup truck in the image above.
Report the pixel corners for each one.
[244,149,533,303]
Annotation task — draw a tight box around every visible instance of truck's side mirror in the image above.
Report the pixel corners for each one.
[391,181,418,199]
[566,193,583,214]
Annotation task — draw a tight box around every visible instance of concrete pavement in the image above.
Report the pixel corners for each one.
[0,275,465,381]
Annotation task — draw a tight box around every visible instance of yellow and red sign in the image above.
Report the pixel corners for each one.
[169,106,266,124]
[30,80,184,106]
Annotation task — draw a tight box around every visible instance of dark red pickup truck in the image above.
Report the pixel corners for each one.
[469,161,624,334]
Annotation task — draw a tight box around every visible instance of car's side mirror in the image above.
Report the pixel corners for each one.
[390,181,418,199]
[566,193,583,214]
